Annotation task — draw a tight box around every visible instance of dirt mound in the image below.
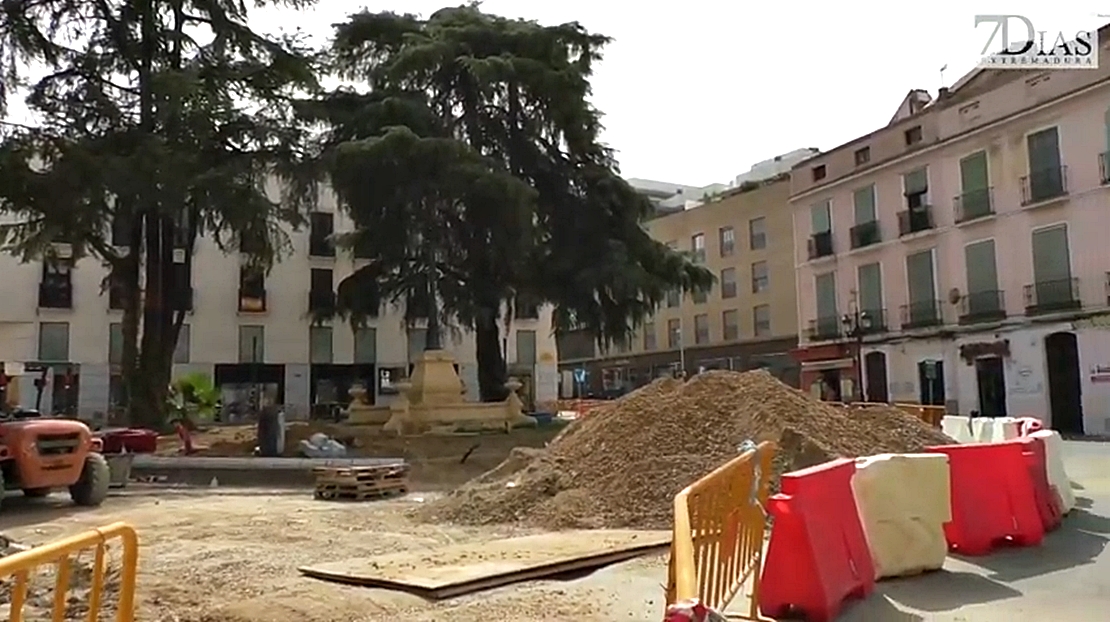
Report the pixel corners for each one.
[418,370,953,529]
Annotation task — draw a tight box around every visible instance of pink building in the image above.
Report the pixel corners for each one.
[789,35,1110,434]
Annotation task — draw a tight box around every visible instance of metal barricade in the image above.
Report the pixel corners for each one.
[667,441,775,618]
[0,521,138,622]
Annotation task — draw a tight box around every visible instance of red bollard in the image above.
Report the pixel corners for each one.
[1013,437,1063,531]
[928,442,1044,555]
[759,458,874,622]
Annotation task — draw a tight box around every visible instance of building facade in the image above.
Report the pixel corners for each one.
[790,45,1110,434]
[0,190,558,419]
[558,175,799,396]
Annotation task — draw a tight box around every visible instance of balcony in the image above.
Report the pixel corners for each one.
[807,231,834,260]
[954,188,994,223]
[1023,278,1080,316]
[900,300,943,330]
[1101,153,1110,185]
[309,289,336,313]
[849,220,881,249]
[1020,165,1068,205]
[239,288,267,313]
[897,205,934,237]
[807,316,841,341]
[958,290,1006,325]
[38,282,73,309]
[170,286,193,311]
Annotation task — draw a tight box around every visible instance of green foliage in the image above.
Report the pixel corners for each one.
[168,373,220,422]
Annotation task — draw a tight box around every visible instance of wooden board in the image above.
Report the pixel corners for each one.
[298,529,671,599]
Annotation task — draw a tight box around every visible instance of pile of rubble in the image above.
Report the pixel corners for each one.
[0,536,121,621]
[419,370,953,530]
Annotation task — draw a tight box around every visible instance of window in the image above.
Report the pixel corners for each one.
[170,261,192,310]
[354,327,377,363]
[666,288,681,308]
[854,147,870,166]
[749,217,767,250]
[691,233,706,263]
[407,328,428,362]
[1031,224,1073,306]
[174,324,190,364]
[722,310,739,341]
[904,125,923,146]
[753,305,771,337]
[515,330,537,365]
[720,268,737,298]
[751,261,769,293]
[812,165,827,181]
[39,259,73,309]
[309,268,334,311]
[239,266,266,312]
[853,185,877,224]
[38,322,69,361]
[815,272,838,324]
[309,211,335,257]
[857,262,884,319]
[642,322,656,351]
[238,325,264,363]
[719,227,735,257]
[310,326,333,364]
[903,168,929,209]
[108,323,123,365]
[111,212,132,246]
[694,314,709,345]
[905,250,938,326]
[515,295,540,319]
[964,240,1002,316]
[1025,127,1065,202]
[958,150,991,220]
[108,266,127,310]
[810,201,831,234]
[171,208,190,249]
[692,285,707,304]
[667,318,681,349]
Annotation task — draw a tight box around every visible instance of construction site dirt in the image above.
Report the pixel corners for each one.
[0,488,668,622]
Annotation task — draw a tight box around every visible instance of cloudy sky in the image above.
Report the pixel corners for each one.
[7,2,1104,187]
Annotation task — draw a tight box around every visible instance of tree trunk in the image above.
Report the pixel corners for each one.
[474,305,509,402]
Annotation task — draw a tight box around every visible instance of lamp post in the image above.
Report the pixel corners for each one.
[842,310,872,402]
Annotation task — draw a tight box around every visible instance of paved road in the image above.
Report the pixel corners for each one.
[552,440,1110,620]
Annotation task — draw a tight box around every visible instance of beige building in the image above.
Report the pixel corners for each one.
[557,175,799,396]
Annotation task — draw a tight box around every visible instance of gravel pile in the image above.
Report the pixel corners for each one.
[418,370,953,530]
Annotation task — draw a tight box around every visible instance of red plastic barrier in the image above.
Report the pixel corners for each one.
[1014,437,1063,531]
[759,458,874,622]
[98,428,158,454]
[928,442,1044,555]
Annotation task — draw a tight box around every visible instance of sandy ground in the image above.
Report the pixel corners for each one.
[0,488,664,622]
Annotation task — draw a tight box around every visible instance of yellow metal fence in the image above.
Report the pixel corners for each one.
[0,521,138,622]
[667,441,775,618]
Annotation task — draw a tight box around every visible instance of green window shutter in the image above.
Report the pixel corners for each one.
[815,272,837,319]
[959,151,988,191]
[964,240,998,294]
[853,185,876,223]
[1027,127,1061,172]
[810,202,831,233]
[906,250,936,302]
[903,168,928,195]
[857,263,883,312]
[1031,225,1071,283]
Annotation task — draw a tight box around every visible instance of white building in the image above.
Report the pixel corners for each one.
[0,190,559,419]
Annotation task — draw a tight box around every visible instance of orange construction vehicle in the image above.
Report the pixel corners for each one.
[0,408,110,508]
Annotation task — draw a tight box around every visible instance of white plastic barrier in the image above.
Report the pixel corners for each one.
[941,416,1022,444]
[851,453,951,580]
[1029,429,1076,514]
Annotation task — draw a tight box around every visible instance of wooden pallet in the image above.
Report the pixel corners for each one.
[313,481,409,501]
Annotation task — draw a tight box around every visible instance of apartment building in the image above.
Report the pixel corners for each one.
[0,190,558,418]
[558,175,799,396]
[790,36,1110,434]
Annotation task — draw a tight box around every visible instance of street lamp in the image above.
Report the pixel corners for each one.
[842,310,872,402]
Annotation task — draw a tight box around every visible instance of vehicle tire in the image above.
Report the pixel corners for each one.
[70,453,110,507]
[22,488,51,498]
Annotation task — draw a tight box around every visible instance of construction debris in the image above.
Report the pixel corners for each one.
[419,370,953,530]
[298,433,348,458]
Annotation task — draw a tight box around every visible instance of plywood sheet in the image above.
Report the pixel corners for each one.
[298,529,671,599]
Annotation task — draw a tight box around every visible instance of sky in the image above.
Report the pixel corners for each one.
[6,2,1107,188]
